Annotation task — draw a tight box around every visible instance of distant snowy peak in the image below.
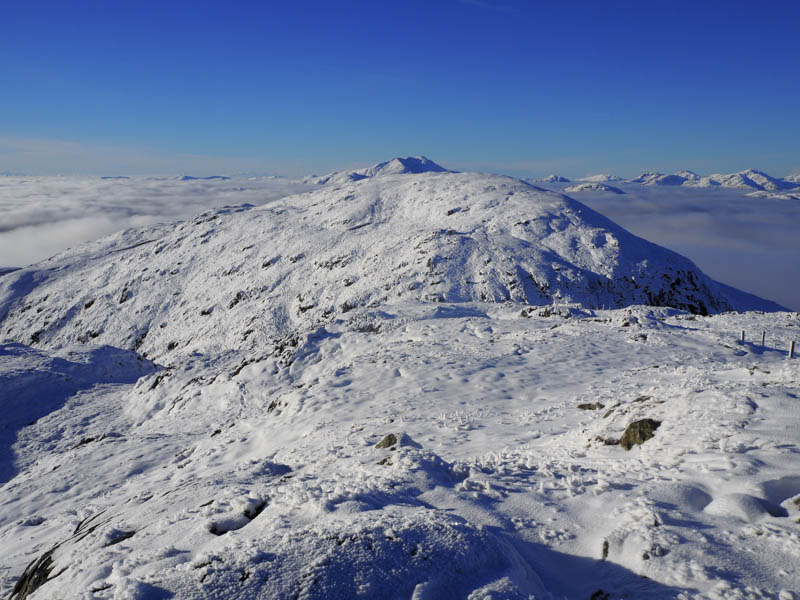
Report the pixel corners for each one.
[577,174,623,183]
[675,170,701,182]
[629,172,687,186]
[565,182,625,194]
[537,174,571,183]
[785,173,800,183]
[179,175,232,181]
[361,156,450,176]
[307,156,450,185]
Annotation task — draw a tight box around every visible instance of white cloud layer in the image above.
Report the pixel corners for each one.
[0,175,313,266]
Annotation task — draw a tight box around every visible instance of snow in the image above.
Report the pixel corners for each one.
[530,175,570,183]
[565,182,625,194]
[1,164,799,599]
[305,156,450,186]
[684,169,795,192]
[577,174,623,183]
[629,173,687,186]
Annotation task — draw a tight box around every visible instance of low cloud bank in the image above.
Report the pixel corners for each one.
[0,176,312,266]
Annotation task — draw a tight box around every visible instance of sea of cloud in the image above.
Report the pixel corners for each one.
[0,175,797,311]
[0,175,313,267]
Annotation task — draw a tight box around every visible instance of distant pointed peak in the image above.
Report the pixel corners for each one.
[364,156,451,176]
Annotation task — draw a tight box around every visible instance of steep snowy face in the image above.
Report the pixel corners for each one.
[0,171,779,360]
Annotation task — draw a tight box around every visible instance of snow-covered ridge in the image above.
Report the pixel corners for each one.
[0,170,783,363]
[562,169,799,193]
[620,168,799,192]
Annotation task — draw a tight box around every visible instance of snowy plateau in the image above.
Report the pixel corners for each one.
[1,159,799,600]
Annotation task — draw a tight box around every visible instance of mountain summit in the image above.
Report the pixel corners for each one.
[306,156,450,185]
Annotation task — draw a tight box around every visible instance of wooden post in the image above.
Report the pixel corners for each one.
[741,330,745,342]
[791,341,796,359]
[761,331,765,346]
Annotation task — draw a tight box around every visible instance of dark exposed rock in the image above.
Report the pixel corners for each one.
[619,418,661,450]
[9,548,61,600]
[104,530,136,547]
[578,402,605,410]
[375,433,398,449]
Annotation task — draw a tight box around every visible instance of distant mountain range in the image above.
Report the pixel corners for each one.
[528,168,800,198]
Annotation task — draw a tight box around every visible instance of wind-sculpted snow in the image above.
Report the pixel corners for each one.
[0,171,781,364]
[1,304,799,599]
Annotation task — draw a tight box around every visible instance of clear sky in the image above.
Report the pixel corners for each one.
[2,0,799,177]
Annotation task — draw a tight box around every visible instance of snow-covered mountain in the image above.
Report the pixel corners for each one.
[577,174,623,183]
[675,169,701,182]
[629,168,797,192]
[305,156,450,186]
[0,169,781,364]
[534,174,571,183]
[565,182,626,194]
[1,161,797,600]
[629,172,687,186]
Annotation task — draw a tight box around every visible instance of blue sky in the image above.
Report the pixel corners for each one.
[1,0,799,177]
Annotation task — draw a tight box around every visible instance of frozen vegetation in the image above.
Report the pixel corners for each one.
[0,159,799,599]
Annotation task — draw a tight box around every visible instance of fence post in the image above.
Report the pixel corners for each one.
[741,330,745,342]
[761,331,765,346]
[791,341,796,359]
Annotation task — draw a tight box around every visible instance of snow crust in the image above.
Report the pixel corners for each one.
[0,166,798,599]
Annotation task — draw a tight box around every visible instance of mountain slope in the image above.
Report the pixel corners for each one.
[0,171,782,363]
